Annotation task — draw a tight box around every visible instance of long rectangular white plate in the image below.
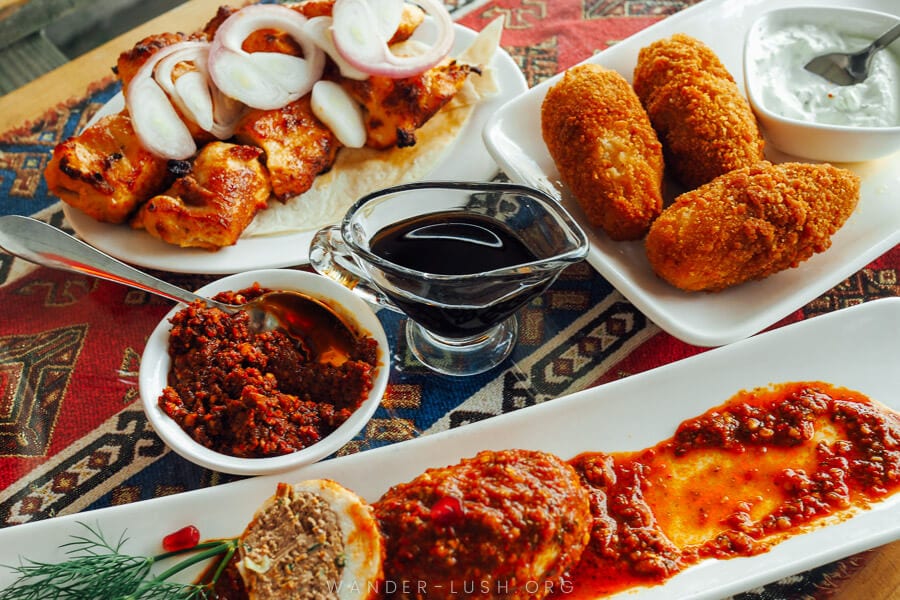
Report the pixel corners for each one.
[1,299,899,598]
[482,0,900,347]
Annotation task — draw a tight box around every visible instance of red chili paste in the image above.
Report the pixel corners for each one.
[159,284,379,459]
[562,381,900,598]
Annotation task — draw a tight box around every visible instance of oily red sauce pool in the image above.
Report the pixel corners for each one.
[561,381,900,598]
[159,284,378,458]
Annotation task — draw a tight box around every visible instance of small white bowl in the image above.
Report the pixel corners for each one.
[139,269,390,476]
[744,6,900,162]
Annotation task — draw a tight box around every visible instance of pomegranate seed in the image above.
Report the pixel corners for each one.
[162,525,201,552]
[429,496,464,526]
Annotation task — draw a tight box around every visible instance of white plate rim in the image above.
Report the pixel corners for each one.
[62,23,528,275]
[2,297,899,599]
[482,0,900,347]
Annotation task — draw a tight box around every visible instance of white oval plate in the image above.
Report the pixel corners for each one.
[3,297,899,597]
[482,0,900,347]
[138,269,390,476]
[63,24,527,274]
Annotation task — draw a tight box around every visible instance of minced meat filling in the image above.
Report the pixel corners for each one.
[158,286,378,458]
[241,485,345,599]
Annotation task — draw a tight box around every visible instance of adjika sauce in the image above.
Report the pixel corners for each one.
[159,284,378,458]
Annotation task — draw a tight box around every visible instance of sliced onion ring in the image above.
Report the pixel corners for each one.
[311,80,366,148]
[153,43,217,131]
[125,41,205,160]
[303,16,369,81]
[374,0,405,39]
[208,4,325,110]
[209,91,245,140]
[127,40,246,158]
[331,0,455,79]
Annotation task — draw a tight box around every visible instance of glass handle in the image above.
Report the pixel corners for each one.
[309,225,402,313]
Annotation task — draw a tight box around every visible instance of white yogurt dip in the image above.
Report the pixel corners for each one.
[751,23,900,127]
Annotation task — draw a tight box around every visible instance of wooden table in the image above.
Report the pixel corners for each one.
[0,1,897,598]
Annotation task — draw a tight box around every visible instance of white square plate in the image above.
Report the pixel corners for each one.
[483,0,900,346]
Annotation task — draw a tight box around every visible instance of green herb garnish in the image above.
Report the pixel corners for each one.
[0,522,239,600]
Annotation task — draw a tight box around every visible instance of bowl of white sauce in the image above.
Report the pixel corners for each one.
[744,6,900,162]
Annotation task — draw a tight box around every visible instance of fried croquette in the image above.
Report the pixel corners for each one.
[632,32,734,103]
[634,34,765,189]
[645,161,860,292]
[541,63,664,241]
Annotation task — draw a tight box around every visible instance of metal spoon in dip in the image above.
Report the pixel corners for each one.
[804,22,900,85]
[0,215,357,365]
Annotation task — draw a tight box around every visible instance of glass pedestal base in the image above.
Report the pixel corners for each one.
[405,316,518,376]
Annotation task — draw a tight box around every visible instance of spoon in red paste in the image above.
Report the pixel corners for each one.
[0,215,357,365]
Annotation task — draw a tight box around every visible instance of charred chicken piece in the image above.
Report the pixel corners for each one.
[339,60,476,149]
[115,31,206,88]
[234,96,340,200]
[131,142,271,249]
[44,112,170,224]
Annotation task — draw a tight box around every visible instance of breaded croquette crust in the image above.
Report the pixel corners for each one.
[541,64,664,241]
[632,32,734,103]
[634,34,765,189]
[645,162,860,292]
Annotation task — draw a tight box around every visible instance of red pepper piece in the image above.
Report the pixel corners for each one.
[162,525,201,552]
[429,496,464,526]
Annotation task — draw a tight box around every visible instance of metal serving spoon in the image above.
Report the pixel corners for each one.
[804,22,900,86]
[0,215,357,365]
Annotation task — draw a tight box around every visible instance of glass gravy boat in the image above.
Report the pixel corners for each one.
[310,181,589,376]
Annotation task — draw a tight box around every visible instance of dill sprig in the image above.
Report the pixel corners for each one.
[0,522,238,600]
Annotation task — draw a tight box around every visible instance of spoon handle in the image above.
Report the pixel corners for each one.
[873,22,900,51]
[0,215,205,307]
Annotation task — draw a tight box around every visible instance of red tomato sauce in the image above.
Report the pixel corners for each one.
[159,284,379,458]
[561,381,900,598]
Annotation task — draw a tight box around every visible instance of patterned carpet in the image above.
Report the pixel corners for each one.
[0,0,897,597]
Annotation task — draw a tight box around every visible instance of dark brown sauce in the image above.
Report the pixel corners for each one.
[370,212,538,275]
[369,213,545,338]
